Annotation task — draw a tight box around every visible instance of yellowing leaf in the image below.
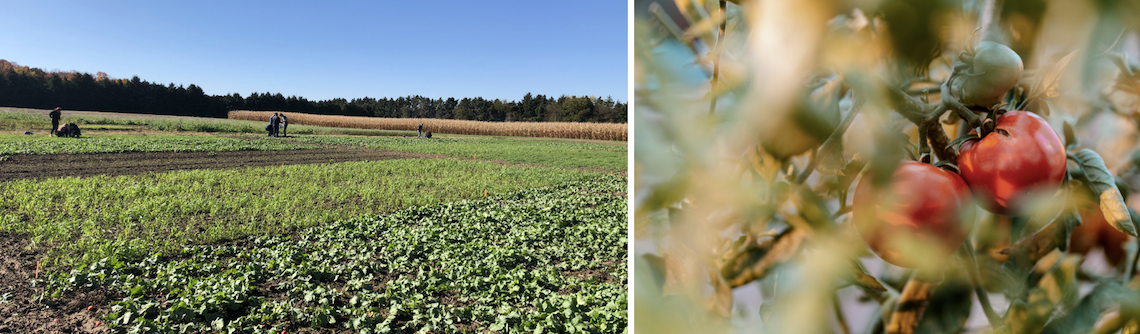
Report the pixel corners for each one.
[1075,149,1138,237]
[720,227,808,288]
[1100,187,1138,236]
[887,278,935,334]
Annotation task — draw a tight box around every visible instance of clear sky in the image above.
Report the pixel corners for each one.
[0,1,627,102]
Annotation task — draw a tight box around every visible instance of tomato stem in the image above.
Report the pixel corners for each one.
[940,80,985,131]
[1126,240,1139,283]
[960,239,1004,330]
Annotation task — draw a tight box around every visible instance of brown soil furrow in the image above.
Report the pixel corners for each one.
[0,148,429,181]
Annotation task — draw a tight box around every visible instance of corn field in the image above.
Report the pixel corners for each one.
[229,110,627,141]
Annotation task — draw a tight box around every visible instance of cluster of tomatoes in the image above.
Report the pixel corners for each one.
[851,42,1128,269]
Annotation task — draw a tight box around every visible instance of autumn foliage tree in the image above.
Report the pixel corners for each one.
[0,59,627,123]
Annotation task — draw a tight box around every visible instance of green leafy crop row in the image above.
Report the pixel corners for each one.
[0,134,310,155]
[1,159,604,267]
[38,176,628,334]
[280,135,628,171]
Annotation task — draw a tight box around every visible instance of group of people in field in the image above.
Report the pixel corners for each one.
[267,113,289,137]
[48,107,81,137]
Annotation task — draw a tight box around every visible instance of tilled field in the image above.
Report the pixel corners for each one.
[0,148,428,181]
[0,235,111,333]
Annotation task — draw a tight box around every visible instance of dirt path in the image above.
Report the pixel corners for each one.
[0,148,429,181]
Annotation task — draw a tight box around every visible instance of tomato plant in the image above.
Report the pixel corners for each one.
[636,1,1140,333]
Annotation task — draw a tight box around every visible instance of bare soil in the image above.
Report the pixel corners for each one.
[0,235,112,333]
[0,148,428,181]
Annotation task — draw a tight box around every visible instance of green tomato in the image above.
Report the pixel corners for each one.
[953,41,1023,107]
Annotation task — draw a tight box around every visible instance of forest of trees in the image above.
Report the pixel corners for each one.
[0,60,627,123]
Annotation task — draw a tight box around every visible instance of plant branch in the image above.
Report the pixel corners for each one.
[941,80,985,130]
[709,0,728,117]
[861,74,959,161]
[960,240,1004,331]
[833,292,852,334]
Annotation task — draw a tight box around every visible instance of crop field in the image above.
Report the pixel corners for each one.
[0,118,628,333]
[229,111,628,141]
[1,159,605,267]
[36,177,626,333]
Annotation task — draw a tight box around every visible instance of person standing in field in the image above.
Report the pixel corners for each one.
[49,107,62,137]
[417,123,424,138]
[281,114,289,137]
[270,113,280,137]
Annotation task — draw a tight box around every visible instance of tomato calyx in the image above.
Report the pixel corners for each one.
[932,161,961,174]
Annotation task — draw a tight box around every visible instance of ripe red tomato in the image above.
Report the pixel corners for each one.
[853,161,976,268]
[957,110,1067,215]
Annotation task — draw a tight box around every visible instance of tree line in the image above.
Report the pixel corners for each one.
[0,60,627,123]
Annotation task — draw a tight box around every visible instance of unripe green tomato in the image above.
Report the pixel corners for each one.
[953,41,1024,107]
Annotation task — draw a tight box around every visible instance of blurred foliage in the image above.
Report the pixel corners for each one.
[635,0,1140,333]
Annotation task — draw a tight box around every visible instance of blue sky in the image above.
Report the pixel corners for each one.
[0,1,627,102]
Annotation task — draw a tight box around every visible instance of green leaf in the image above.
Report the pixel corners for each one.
[1063,121,1077,150]
[843,258,886,292]
[1041,281,1131,334]
[916,269,972,334]
[1074,149,1138,236]
[796,187,835,231]
[836,157,867,192]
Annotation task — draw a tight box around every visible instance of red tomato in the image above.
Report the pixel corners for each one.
[957,110,1067,215]
[853,162,977,268]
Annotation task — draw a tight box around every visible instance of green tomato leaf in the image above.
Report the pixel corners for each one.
[833,156,867,194]
[1062,121,1077,150]
[1040,281,1131,334]
[843,258,887,292]
[796,187,834,231]
[916,270,972,334]
[1074,149,1137,236]
[1003,208,1081,262]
